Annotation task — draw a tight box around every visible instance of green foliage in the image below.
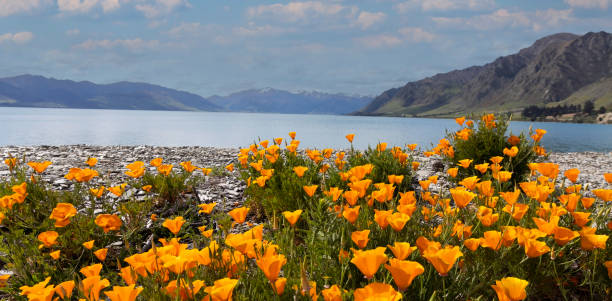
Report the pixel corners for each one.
[444,113,542,186]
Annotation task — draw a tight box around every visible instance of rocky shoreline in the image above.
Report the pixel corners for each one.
[1,145,611,203]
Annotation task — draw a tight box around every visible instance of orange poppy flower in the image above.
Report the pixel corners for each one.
[474,163,489,174]
[459,176,479,190]
[450,188,476,209]
[90,186,105,198]
[82,240,95,250]
[49,203,77,227]
[228,207,250,224]
[225,163,234,172]
[446,167,458,178]
[499,189,521,206]
[423,246,463,276]
[419,180,431,191]
[604,173,612,183]
[342,205,360,224]
[354,282,401,301]
[502,203,529,221]
[27,161,52,173]
[581,197,594,209]
[464,238,481,251]
[397,204,417,217]
[350,247,388,279]
[384,258,425,291]
[477,206,499,227]
[256,253,287,282]
[411,161,420,170]
[343,190,360,206]
[553,227,579,246]
[108,183,126,197]
[321,284,343,301]
[592,189,612,202]
[80,263,103,277]
[491,277,529,301]
[104,284,143,301]
[204,278,239,301]
[95,214,122,233]
[4,157,17,170]
[303,185,318,197]
[125,167,145,178]
[372,209,391,229]
[282,209,303,226]
[85,157,98,167]
[495,171,513,183]
[458,159,473,168]
[289,166,307,178]
[351,230,370,249]
[49,250,60,260]
[163,216,185,235]
[55,280,75,299]
[524,238,550,258]
[198,226,213,238]
[563,168,580,183]
[387,212,410,232]
[157,164,173,176]
[535,163,559,179]
[37,231,58,248]
[387,242,416,260]
[272,277,286,295]
[579,228,608,250]
[150,157,163,167]
[198,202,217,214]
[571,211,591,227]
[94,248,108,261]
[480,231,502,251]
[507,135,520,146]
[531,214,557,232]
[503,146,518,157]
[81,275,110,301]
[490,156,503,164]
[604,261,612,280]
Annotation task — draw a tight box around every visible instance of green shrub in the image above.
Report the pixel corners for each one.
[442,113,544,187]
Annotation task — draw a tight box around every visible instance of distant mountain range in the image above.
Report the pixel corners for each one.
[0,75,220,111]
[208,88,371,115]
[0,75,370,115]
[356,31,612,117]
[3,31,611,118]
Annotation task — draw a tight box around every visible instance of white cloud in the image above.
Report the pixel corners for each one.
[0,0,51,17]
[66,28,80,36]
[74,38,159,51]
[355,11,386,29]
[432,8,574,31]
[57,0,99,13]
[57,0,188,16]
[0,31,34,44]
[356,26,436,48]
[234,24,294,36]
[398,27,436,42]
[247,1,356,23]
[395,0,494,13]
[355,34,402,48]
[135,0,189,18]
[565,0,609,9]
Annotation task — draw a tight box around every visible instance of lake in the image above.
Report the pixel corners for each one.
[0,107,610,152]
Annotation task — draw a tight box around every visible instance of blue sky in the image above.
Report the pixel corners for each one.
[0,0,611,97]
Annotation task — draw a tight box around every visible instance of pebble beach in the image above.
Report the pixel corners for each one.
[1,145,611,203]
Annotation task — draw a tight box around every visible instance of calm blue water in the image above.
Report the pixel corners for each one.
[0,107,610,152]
